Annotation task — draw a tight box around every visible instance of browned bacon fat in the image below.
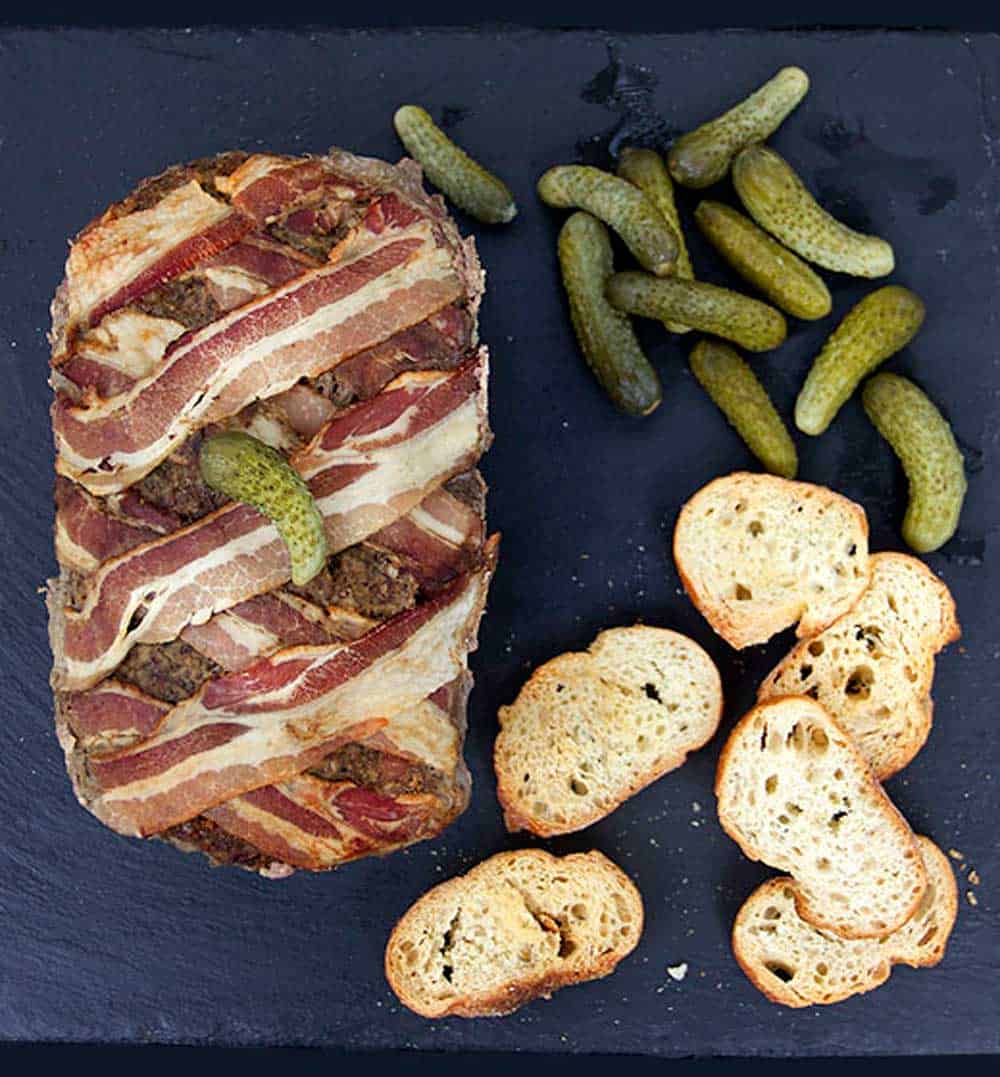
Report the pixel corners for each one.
[48,147,494,875]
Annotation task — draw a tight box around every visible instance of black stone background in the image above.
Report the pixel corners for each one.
[0,25,997,1055]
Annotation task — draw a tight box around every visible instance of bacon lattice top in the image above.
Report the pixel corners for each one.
[47,148,495,876]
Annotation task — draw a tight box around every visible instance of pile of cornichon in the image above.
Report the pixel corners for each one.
[395,86,963,556]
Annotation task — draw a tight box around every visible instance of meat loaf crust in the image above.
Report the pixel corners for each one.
[48,148,491,874]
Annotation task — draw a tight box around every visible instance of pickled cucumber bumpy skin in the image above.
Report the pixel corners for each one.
[795,285,925,435]
[732,144,895,278]
[394,105,517,224]
[199,431,329,585]
[667,66,810,189]
[694,200,832,321]
[862,373,967,553]
[606,272,787,353]
[558,213,662,416]
[539,165,678,276]
[617,147,695,332]
[690,339,798,478]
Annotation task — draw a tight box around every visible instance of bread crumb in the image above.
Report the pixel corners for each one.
[666,963,688,982]
[966,890,979,907]
[949,848,966,861]
[968,869,980,885]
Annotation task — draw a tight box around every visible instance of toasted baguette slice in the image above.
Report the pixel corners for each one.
[384,849,643,1018]
[716,696,926,939]
[673,472,871,648]
[758,553,959,779]
[733,836,957,1007]
[495,626,723,836]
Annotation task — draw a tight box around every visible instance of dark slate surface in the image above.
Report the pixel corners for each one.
[0,26,998,1055]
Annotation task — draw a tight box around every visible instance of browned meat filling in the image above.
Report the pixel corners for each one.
[116,639,220,703]
[163,815,274,873]
[309,742,443,798]
[135,276,222,331]
[135,434,228,523]
[61,569,90,612]
[120,151,249,215]
[444,470,486,517]
[289,545,419,620]
[267,198,369,261]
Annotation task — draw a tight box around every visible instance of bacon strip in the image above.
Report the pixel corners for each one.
[269,302,472,440]
[61,681,170,752]
[51,181,251,362]
[82,548,495,836]
[204,682,469,871]
[59,310,187,400]
[370,485,484,590]
[54,213,464,495]
[180,592,335,671]
[51,355,488,691]
[217,155,364,225]
[201,235,320,311]
[54,479,175,573]
[206,777,439,871]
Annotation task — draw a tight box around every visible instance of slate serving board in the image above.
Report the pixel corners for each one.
[0,25,998,1055]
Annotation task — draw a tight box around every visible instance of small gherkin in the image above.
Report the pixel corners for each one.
[394,105,517,224]
[668,66,810,189]
[863,373,967,553]
[539,165,679,276]
[557,212,662,416]
[796,285,925,436]
[732,144,895,278]
[200,431,328,585]
[606,272,787,353]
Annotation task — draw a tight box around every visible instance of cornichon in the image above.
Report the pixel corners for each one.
[393,105,517,224]
[538,165,678,276]
[606,272,787,353]
[617,146,694,332]
[667,66,810,189]
[694,200,831,321]
[690,339,798,478]
[732,144,895,278]
[795,285,925,435]
[557,212,662,416]
[862,373,966,553]
[199,431,329,585]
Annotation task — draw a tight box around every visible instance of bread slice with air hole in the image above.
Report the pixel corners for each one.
[384,848,643,1018]
[758,553,959,780]
[673,472,871,649]
[716,695,926,939]
[732,836,957,1007]
[495,626,723,837]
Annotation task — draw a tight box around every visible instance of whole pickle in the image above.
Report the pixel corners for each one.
[394,104,517,224]
[690,339,798,478]
[863,373,966,553]
[732,144,894,278]
[606,272,787,353]
[795,285,925,435]
[558,213,662,416]
[668,66,809,189]
[694,200,831,321]
[617,146,695,332]
[200,431,329,585]
[538,165,678,276]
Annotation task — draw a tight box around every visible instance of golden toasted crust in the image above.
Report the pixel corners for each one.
[384,848,643,1018]
[758,552,960,780]
[494,627,723,837]
[732,836,957,1007]
[715,695,927,940]
[673,472,871,649]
